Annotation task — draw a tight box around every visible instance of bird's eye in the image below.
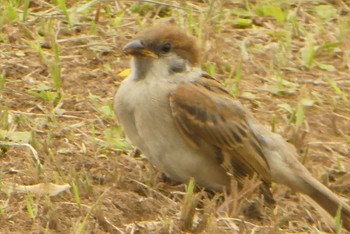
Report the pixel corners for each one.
[161,43,172,53]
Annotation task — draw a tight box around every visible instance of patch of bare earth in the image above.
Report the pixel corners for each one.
[0,1,349,233]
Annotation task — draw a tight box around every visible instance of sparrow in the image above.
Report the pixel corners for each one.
[114,23,350,230]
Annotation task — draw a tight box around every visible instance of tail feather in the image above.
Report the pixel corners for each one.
[302,175,350,231]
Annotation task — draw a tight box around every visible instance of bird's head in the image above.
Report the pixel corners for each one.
[123,24,200,80]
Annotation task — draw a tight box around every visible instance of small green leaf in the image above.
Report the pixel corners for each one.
[22,0,31,21]
[295,103,304,128]
[15,52,26,57]
[0,130,33,143]
[300,98,315,107]
[318,41,342,53]
[76,0,100,13]
[231,8,253,18]
[0,72,5,92]
[278,103,293,114]
[241,92,256,100]
[301,41,315,68]
[270,78,298,95]
[57,0,72,26]
[28,90,59,103]
[131,2,152,15]
[98,104,114,120]
[113,11,125,27]
[5,4,19,22]
[233,18,252,28]
[315,5,337,21]
[181,177,197,230]
[256,5,286,22]
[25,193,36,219]
[202,62,216,76]
[72,182,80,205]
[103,126,132,150]
[317,63,336,72]
[325,78,347,101]
[334,204,343,233]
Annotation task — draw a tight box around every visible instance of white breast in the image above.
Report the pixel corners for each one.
[114,69,230,191]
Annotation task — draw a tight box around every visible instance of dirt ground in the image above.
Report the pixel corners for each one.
[0,0,350,233]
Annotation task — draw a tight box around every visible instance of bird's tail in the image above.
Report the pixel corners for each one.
[301,174,350,231]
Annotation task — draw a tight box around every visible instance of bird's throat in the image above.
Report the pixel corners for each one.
[131,58,153,81]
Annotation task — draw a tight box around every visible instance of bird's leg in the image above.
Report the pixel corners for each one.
[129,147,141,158]
[259,180,276,205]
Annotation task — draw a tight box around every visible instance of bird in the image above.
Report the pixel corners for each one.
[114,23,350,230]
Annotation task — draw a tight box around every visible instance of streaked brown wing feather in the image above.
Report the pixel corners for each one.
[169,74,271,181]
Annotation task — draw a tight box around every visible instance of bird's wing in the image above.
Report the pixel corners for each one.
[169,74,271,181]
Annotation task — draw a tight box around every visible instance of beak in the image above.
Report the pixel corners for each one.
[123,40,158,58]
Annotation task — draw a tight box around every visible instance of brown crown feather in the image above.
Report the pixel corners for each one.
[136,24,200,65]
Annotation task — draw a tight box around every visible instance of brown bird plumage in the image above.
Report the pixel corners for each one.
[114,24,350,230]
